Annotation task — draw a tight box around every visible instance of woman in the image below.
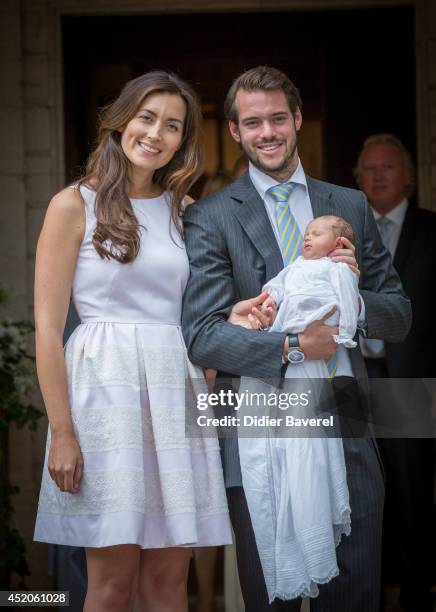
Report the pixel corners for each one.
[34,71,232,612]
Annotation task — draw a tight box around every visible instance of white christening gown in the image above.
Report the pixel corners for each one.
[34,185,232,549]
[239,257,359,601]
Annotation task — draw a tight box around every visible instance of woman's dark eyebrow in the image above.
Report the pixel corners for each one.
[139,107,156,116]
[139,108,183,124]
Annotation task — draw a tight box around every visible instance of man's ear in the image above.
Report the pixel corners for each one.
[229,120,241,143]
[294,106,303,132]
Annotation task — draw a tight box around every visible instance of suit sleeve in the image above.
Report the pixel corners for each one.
[181,201,287,379]
[359,192,412,342]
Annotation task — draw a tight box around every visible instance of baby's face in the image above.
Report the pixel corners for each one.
[302,218,339,260]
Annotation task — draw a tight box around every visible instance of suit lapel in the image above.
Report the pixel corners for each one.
[230,174,283,281]
[306,176,338,217]
[394,204,415,273]
[230,174,341,281]
[306,176,363,270]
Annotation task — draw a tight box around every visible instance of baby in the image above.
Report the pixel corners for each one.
[238,215,359,602]
[266,214,359,374]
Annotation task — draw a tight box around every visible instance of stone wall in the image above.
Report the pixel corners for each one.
[416,0,436,210]
[1,0,63,590]
[1,1,27,319]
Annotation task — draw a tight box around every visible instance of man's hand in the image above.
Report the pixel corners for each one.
[228,291,276,330]
[294,308,338,360]
[329,237,360,277]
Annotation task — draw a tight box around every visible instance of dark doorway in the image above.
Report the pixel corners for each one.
[63,7,415,194]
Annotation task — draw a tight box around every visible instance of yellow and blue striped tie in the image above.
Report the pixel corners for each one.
[269,182,301,266]
[268,182,338,378]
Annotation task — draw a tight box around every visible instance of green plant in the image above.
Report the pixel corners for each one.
[0,288,43,588]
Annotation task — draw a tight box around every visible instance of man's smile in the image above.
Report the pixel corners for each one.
[256,141,283,154]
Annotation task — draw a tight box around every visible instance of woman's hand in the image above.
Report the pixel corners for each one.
[48,431,84,494]
[228,291,276,330]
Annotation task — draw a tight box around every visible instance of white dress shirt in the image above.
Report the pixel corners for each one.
[248,160,355,377]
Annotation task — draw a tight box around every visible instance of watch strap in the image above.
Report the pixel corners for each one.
[287,333,300,349]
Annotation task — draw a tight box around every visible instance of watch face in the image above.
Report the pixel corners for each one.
[288,348,305,364]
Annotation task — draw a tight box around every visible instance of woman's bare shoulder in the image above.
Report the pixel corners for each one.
[48,186,84,216]
[42,187,86,244]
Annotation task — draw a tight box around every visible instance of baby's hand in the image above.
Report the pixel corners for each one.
[248,294,277,330]
[262,296,277,312]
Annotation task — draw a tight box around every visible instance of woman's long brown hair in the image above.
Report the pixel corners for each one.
[78,71,204,263]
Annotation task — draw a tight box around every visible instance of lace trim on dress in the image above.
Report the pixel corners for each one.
[72,404,143,451]
[38,467,228,516]
[53,402,219,453]
[142,346,188,387]
[66,343,188,389]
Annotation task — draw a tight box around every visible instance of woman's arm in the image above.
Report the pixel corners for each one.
[35,187,85,494]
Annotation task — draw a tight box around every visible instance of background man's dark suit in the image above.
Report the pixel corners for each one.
[182,172,411,612]
[356,132,436,611]
[371,204,436,611]
[385,205,436,377]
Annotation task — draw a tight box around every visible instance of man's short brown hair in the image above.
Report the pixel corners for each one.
[224,66,302,123]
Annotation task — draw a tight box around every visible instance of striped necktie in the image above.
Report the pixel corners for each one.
[268,182,338,378]
[269,182,301,266]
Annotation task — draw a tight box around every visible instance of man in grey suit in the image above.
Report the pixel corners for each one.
[182,66,411,611]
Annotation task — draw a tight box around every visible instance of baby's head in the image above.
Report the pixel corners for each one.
[302,215,355,260]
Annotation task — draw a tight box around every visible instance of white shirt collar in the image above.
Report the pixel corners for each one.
[372,198,409,227]
[248,159,307,200]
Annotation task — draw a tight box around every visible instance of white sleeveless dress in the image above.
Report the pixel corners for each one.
[34,185,232,549]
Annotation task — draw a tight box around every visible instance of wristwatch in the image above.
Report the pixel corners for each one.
[286,334,305,364]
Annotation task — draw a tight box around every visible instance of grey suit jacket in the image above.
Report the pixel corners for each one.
[181,172,412,485]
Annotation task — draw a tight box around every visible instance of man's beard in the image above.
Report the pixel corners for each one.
[239,136,298,178]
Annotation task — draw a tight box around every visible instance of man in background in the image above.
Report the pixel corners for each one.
[355,133,436,611]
